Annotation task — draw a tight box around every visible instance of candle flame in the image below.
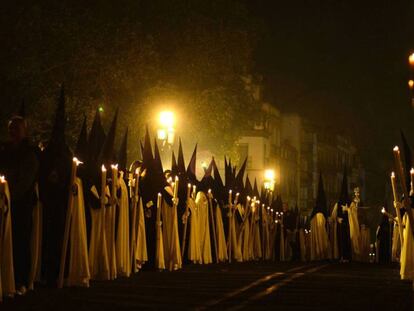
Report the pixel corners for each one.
[236,192,240,197]
[393,146,399,152]
[229,189,232,194]
[73,157,83,166]
[391,172,395,178]
[101,165,106,172]
[208,189,211,194]
[188,183,191,188]
[381,207,385,214]
[158,192,162,197]
[271,209,274,212]
[175,176,179,181]
[247,196,250,201]
[0,175,5,183]
[111,164,118,170]
[411,168,414,174]
[135,168,139,174]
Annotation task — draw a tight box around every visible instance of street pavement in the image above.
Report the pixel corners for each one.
[2,261,412,311]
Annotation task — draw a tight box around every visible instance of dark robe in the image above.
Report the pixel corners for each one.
[0,139,39,287]
[376,215,391,264]
[38,142,72,286]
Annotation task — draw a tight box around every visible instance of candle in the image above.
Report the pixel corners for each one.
[173,176,179,199]
[208,188,212,199]
[101,165,107,203]
[390,172,398,203]
[0,175,6,194]
[192,185,196,198]
[228,190,233,206]
[393,146,408,195]
[187,183,192,199]
[157,192,162,209]
[234,192,240,205]
[410,168,414,195]
[111,164,118,200]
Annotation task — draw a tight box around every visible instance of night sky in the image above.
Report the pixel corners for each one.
[249,1,414,197]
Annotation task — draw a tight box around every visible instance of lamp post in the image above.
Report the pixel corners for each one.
[157,111,176,149]
[264,169,276,192]
[408,53,414,107]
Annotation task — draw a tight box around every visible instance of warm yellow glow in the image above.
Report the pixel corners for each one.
[409,80,414,88]
[391,171,395,178]
[73,157,83,166]
[157,129,167,140]
[381,207,385,214]
[264,169,275,181]
[0,175,5,183]
[409,53,414,65]
[101,165,106,172]
[159,111,175,128]
[393,146,399,152]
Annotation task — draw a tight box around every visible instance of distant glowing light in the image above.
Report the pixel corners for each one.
[98,106,104,113]
[159,111,175,128]
[409,80,414,89]
[409,53,414,65]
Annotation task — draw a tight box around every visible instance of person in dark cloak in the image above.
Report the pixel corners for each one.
[337,168,352,262]
[0,116,39,295]
[38,87,73,287]
[376,205,391,264]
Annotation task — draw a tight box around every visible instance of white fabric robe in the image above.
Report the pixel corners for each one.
[328,204,339,260]
[310,213,329,261]
[0,180,15,300]
[29,183,42,290]
[347,202,361,261]
[188,197,202,264]
[162,199,182,270]
[196,192,212,264]
[135,197,148,267]
[88,186,110,280]
[115,177,130,277]
[66,178,90,287]
[400,213,414,280]
[215,205,228,262]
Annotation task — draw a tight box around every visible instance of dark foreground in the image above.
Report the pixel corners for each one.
[2,262,412,311]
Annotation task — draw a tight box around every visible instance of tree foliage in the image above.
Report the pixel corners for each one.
[0,0,261,161]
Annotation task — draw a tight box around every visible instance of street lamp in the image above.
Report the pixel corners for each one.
[157,110,176,148]
[264,169,276,191]
[409,52,414,66]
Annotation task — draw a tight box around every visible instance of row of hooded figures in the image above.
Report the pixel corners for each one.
[0,89,413,301]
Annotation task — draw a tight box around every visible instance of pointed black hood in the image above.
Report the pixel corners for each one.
[199,158,214,192]
[400,130,412,191]
[118,127,128,173]
[75,115,88,162]
[99,108,118,167]
[88,108,106,163]
[338,166,351,217]
[187,144,197,184]
[153,138,164,175]
[177,138,186,174]
[50,84,66,143]
[212,157,225,202]
[253,178,260,199]
[142,125,154,170]
[245,175,253,197]
[171,151,178,176]
[235,157,247,194]
[311,172,328,218]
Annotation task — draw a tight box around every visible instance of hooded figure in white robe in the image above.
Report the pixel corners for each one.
[0,177,15,300]
[310,173,329,261]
